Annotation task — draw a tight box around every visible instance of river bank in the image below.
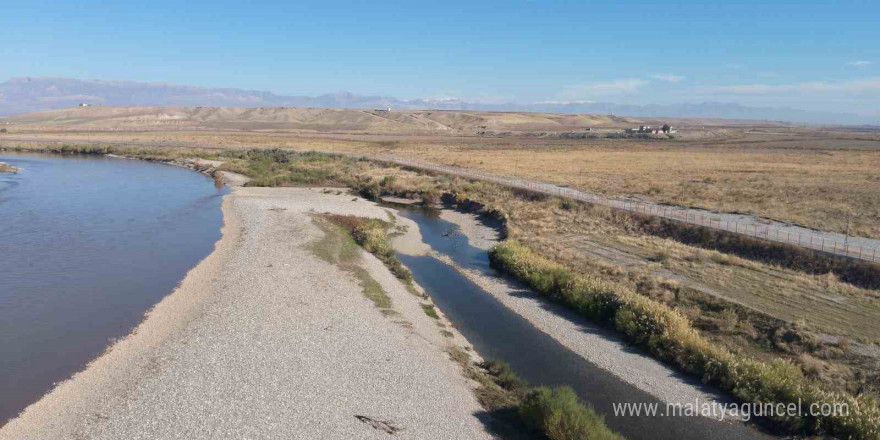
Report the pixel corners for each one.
[0,187,492,439]
[0,152,228,426]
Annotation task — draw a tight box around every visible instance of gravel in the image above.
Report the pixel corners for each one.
[0,188,491,440]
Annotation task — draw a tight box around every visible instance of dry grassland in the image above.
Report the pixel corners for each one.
[4,127,877,238]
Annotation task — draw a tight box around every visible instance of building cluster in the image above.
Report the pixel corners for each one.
[625,124,676,134]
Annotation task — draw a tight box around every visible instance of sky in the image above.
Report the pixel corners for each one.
[2,0,879,117]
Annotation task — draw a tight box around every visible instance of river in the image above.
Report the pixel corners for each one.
[0,152,224,426]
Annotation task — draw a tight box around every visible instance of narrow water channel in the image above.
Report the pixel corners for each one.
[392,205,772,440]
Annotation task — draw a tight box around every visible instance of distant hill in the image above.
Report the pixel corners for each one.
[1,77,875,125]
[2,106,646,134]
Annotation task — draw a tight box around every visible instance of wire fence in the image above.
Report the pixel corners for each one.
[366,154,879,263]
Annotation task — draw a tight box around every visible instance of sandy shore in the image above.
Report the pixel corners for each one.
[0,188,491,439]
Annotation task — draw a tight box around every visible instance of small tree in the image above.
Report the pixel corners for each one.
[0,128,7,133]
[661,124,671,133]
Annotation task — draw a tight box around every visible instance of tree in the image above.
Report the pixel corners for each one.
[661,124,671,133]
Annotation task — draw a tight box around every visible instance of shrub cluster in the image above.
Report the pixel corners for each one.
[490,240,879,439]
[351,219,413,283]
[474,359,623,440]
[520,386,623,440]
[321,215,414,284]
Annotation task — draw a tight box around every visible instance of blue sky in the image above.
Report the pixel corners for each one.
[2,0,878,116]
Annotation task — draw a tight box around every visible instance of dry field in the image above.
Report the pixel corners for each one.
[4,141,879,410]
[4,108,879,437]
[406,139,880,239]
[2,106,879,240]
[4,127,879,239]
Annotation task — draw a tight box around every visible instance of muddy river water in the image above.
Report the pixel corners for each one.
[0,152,224,425]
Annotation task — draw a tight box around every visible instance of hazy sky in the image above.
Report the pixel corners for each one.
[2,0,878,116]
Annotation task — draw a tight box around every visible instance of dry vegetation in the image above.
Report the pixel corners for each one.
[408,142,880,238]
[3,106,880,437]
[5,142,880,437]
[3,111,878,238]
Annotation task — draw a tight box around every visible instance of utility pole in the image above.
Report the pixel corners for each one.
[844,212,853,251]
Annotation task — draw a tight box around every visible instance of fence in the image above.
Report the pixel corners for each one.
[366,154,879,263]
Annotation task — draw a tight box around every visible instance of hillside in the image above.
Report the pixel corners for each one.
[1,77,872,125]
[2,106,666,134]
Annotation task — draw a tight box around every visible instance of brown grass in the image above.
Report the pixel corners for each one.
[6,136,880,433]
[406,144,880,239]
[3,127,877,237]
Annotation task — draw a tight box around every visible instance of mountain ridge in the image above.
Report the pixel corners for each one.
[1,76,875,125]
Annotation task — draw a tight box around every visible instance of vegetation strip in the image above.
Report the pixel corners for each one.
[308,216,395,315]
[615,209,880,290]
[489,240,879,439]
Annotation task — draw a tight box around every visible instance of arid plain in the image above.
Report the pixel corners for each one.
[4,106,878,237]
[3,106,880,438]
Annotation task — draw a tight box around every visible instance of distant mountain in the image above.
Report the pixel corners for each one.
[1,77,875,125]
[0,77,379,114]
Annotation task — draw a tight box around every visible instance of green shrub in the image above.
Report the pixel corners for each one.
[359,181,382,200]
[481,360,526,392]
[559,197,577,211]
[520,386,623,440]
[322,216,413,284]
[380,175,396,187]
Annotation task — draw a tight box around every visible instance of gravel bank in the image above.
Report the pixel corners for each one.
[0,188,491,440]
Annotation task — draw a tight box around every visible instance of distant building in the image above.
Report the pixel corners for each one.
[625,125,652,134]
[625,124,676,135]
[78,103,90,107]
[374,106,391,113]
